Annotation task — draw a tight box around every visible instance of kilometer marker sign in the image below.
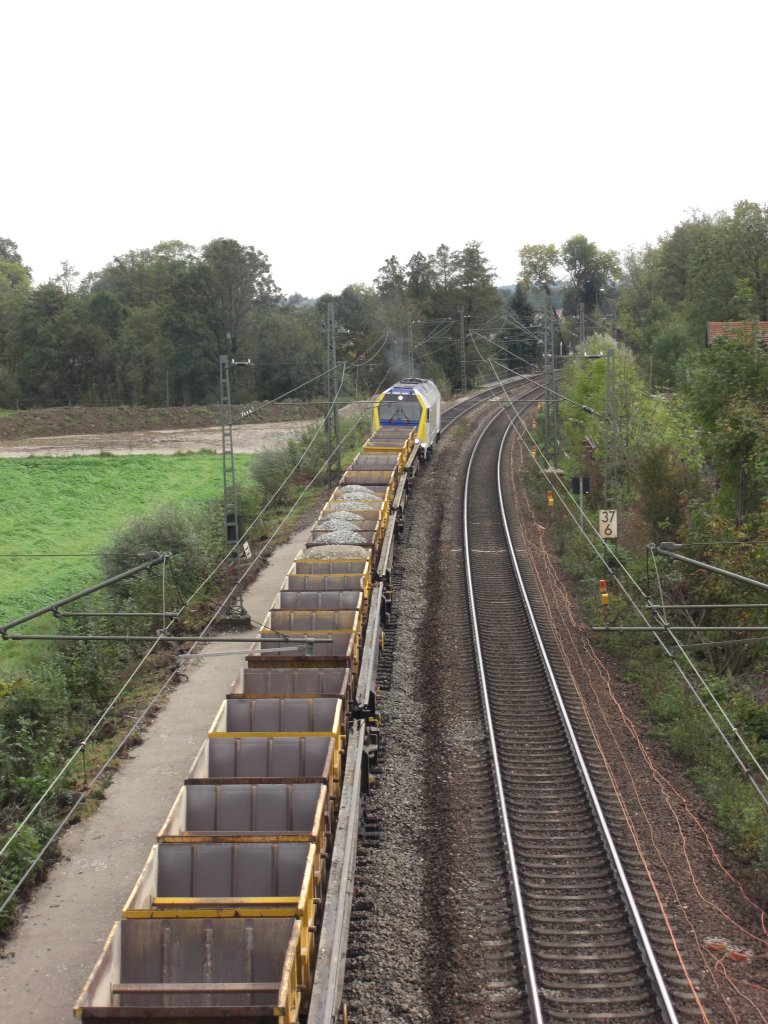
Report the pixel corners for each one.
[599,508,618,539]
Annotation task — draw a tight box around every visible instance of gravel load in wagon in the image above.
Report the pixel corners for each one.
[327,497,383,511]
[321,504,381,525]
[297,544,369,560]
[310,520,373,539]
[309,511,377,546]
[332,485,380,500]
[313,509,364,523]
[318,505,384,547]
[305,528,368,547]
[312,517,363,532]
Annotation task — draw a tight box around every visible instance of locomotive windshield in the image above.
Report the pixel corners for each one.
[378,395,422,425]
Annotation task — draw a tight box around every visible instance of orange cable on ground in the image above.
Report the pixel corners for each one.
[507,437,768,1021]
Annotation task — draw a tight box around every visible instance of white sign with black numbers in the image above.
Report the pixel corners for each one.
[599,509,618,539]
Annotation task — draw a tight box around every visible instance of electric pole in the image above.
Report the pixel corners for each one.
[459,306,467,391]
[551,308,559,468]
[325,301,341,488]
[542,305,558,465]
[219,355,247,621]
[407,313,414,377]
[605,347,618,509]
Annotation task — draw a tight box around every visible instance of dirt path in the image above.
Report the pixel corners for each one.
[0,421,315,458]
[0,527,311,1022]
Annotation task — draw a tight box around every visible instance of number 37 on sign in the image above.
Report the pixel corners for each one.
[599,509,618,540]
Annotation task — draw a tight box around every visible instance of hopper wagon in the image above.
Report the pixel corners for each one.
[75,383,440,1022]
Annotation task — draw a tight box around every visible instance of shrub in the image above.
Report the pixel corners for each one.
[635,443,705,541]
[248,415,371,507]
[99,502,220,609]
[0,670,69,807]
[0,823,46,932]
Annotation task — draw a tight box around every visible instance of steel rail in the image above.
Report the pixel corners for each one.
[441,373,544,430]
[492,417,680,1024]
[311,379,545,1024]
[463,409,544,1024]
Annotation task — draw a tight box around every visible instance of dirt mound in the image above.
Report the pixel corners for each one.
[0,403,320,440]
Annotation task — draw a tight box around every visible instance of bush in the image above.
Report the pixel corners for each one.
[99,502,221,609]
[0,823,46,932]
[0,670,69,811]
[248,415,372,508]
[635,443,704,541]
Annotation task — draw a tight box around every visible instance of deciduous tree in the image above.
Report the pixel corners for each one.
[560,234,621,314]
[686,324,768,521]
[0,238,24,264]
[518,243,560,298]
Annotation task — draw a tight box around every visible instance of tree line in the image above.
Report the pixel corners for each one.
[615,200,768,524]
[2,201,767,523]
[0,230,633,409]
[512,201,768,524]
[0,238,514,408]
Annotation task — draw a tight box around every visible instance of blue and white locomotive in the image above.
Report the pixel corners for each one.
[372,378,441,459]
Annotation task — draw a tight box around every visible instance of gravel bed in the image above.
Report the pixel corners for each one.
[315,511,365,525]
[343,411,523,1023]
[335,486,381,500]
[342,406,768,1023]
[305,530,368,547]
[298,545,369,560]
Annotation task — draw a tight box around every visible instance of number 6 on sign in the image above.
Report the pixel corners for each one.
[599,508,618,540]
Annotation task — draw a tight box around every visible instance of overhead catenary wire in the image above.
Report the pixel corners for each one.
[469,333,768,809]
[237,328,393,421]
[478,367,768,1011]
[0,365,390,905]
[180,364,358,615]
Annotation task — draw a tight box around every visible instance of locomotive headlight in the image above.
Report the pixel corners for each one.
[398,395,403,400]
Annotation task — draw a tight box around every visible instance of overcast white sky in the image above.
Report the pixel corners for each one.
[4,0,766,296]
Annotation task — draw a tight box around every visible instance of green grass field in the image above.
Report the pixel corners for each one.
[0,453,251,629]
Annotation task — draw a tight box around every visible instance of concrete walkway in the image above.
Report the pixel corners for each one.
[0,528,310,1023]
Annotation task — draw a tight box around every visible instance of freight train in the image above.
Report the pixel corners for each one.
[75,381,440,1023]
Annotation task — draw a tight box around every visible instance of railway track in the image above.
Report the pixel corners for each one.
[342,380,541,1022]
[464,406,678,1023]
[342,382,763,1023]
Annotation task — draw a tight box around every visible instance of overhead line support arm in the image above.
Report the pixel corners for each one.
[651,543,768,593]
[0,553,168,638]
